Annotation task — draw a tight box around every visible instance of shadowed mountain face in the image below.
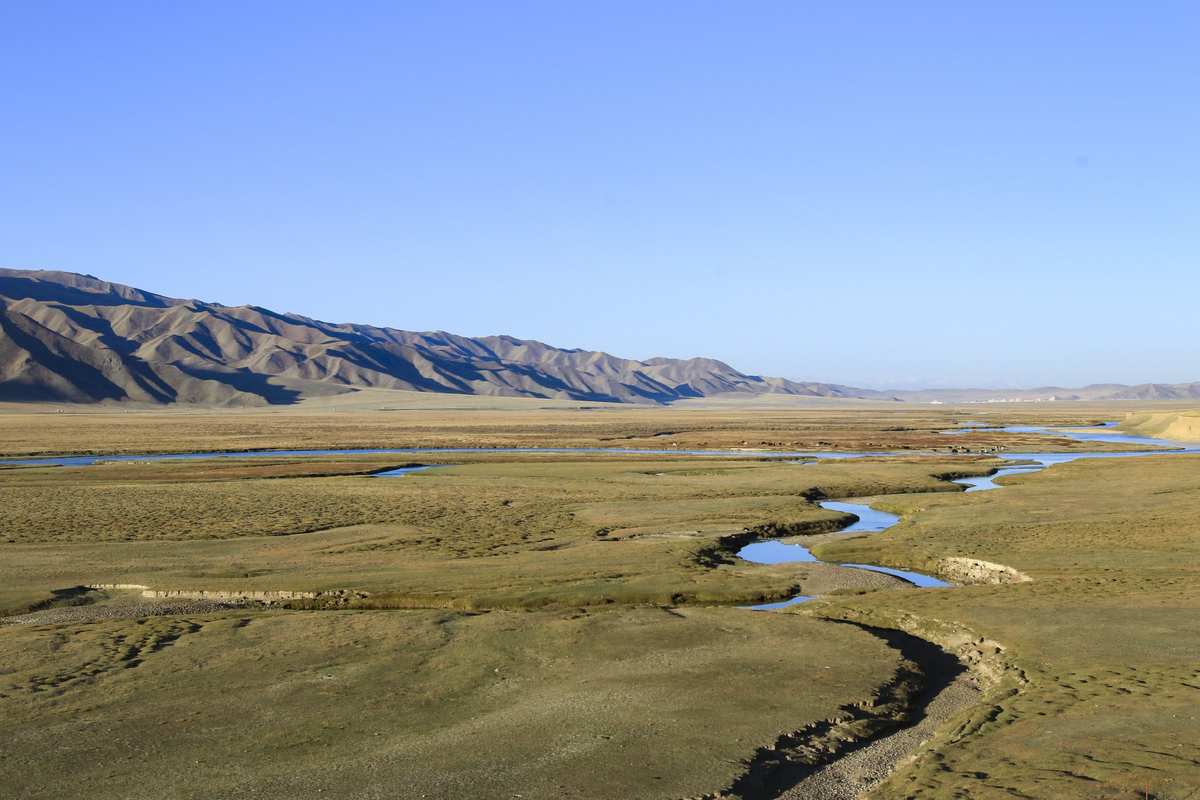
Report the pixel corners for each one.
[0,269,882,406]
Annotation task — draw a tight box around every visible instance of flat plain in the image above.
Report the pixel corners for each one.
[2,398,1197,799]
[0,393,1170,456]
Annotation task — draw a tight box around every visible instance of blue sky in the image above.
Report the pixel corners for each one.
[2,2,1198,389]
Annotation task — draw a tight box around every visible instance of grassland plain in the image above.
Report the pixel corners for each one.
[2,403,1196,800]
[0,396,1168,457]
[808,455,1200,799]
[0,607,904,800]
[0,455,988,613]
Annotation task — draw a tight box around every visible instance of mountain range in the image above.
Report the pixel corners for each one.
[886,384,1200,403]
[0,269,886,406]
[3,269,1197,407]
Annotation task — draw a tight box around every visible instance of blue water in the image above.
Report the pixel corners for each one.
[956,446,1200,493]
[738,422,1200,609]
[737,540,819,564]
[999,425,1185,448]
[838,564,952,588]
[374,465,440,477]
[939,423,1200,492]
[953,465,1043,492]
[736,500,898,566]
[818,500,899,532]
[744,595,815,611]
[739,498,945,609]
[940,421,1181,450]
[0,446,892,468]
[6,421,1188,468]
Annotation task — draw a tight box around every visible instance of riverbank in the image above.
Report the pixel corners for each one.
[0,455,997,616]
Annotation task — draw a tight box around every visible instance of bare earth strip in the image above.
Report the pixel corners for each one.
[781,672,981,800]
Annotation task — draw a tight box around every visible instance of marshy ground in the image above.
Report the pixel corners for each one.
[1,400,1197,799]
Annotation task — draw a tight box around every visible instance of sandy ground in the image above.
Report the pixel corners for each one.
[1,597,240,625]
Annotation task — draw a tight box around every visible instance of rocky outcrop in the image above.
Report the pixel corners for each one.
[935,557,1031,585]
[86,583,368,606]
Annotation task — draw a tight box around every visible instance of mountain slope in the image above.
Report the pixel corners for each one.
[0,269,882,406]
[1119,410,1200,441]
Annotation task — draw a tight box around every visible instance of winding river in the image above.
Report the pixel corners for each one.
[5,423,1198,611]
[736,500,948,610]
[8,421,1193,798]
[1,445,877,467]
[738,424,1200,609]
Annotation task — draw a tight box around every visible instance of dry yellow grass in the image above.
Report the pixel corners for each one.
[4,404,1198,799]
[0,454,984,545]
[0,606,903,800]
[1120,408,1200,442]
[809,455,1200,799]
[0,455,990,611]
[0,399,1162,457]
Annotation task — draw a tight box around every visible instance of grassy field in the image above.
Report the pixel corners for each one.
[3,403,1198,799]
[0,606,904,800]
[0,398,1166,457]
[809,455,1200,799]
[0,455,990,613]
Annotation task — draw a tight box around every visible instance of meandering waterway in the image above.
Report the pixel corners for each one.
[735,424,1200,609]
[6,423,1197,610]
[7,421,1195,800]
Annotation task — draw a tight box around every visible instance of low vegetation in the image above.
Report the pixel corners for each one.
[3,405,1197,799]
[810,455,1200,799]
[0,455,989,612]
[0,606,904,800]
[0,401,1151,457]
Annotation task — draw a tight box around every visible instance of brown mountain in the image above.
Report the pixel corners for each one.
[0,269,885,406]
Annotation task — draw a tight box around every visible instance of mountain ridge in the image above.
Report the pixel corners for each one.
[4,269,1194,407]
[889,383,1200,403]
[0,268,887,406]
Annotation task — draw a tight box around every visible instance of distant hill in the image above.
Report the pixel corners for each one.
[0,269,889,406]
[891,383,1200,403]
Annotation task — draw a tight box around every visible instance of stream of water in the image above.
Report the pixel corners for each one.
[6,423,1196,611]
[737,424,1200,609]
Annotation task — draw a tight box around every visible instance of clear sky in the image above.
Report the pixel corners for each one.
[2,2,1198,389]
